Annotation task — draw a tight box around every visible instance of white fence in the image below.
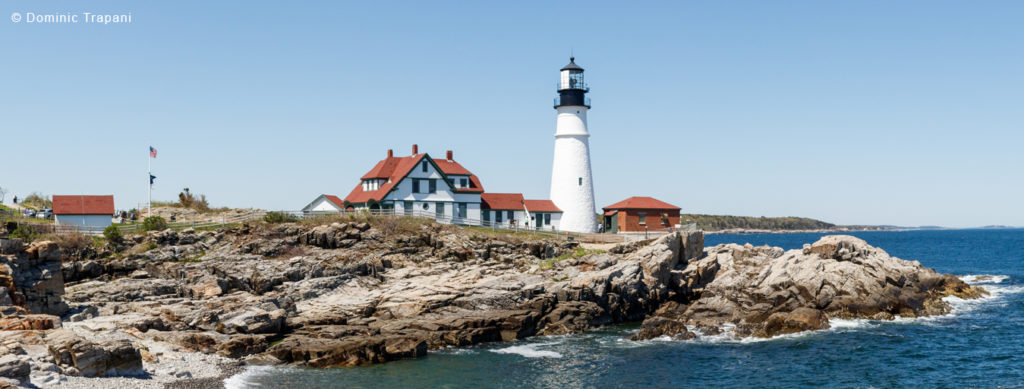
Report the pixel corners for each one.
[286,209,586,240]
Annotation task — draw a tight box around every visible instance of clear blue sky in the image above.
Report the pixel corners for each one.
[2,1,1021,227]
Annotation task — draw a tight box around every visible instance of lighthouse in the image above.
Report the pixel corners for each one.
[549,57,598,233]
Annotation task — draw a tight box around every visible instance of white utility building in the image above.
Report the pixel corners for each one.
[53,195,115,230]
[549,57,598,233]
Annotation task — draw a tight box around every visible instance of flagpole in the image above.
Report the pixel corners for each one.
[148,147,152,219]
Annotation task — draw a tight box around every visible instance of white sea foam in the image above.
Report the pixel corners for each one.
[491,343,563,358]
[958,274,1010,284]
[224,365,280,389]
[827,318,878,330]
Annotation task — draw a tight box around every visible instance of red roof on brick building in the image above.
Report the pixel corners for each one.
[52,195,115,215]
[603,196,680,211]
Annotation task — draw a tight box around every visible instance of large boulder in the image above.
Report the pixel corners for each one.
[45,330,143,377]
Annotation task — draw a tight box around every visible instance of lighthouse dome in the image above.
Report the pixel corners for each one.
[561,57,584,71]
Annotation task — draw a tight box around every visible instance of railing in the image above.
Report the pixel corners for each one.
[556,82,589,91]
[7,207,625,243]
[289,209,599,241]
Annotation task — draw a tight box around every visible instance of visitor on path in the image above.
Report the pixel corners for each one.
[12,196,17,204]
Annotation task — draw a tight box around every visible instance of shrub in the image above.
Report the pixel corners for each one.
[103,225,123,243]
[9,225,39,241]
[142,216,168,232]
[264,211,298,224]
[47,233,92,251]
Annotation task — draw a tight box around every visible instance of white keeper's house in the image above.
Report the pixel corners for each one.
[303,145,563,230]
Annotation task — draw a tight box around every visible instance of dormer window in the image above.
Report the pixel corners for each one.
[362,179,381,191]
[421,161,428,172]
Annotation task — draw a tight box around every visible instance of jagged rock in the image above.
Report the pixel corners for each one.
[66,306,99,322]
[0,355,30,383]
[45,330,143,377]
[632,235,986,340]
[0,315,61,331]
[218,335,269,358]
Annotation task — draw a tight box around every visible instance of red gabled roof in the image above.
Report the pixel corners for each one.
[344,152,485,204]
[433,159,472,175]
[481,193,524,210]
[323,195,343,208]
[53,195,115,215]
[346,154,425,204]
[603,196,680,211]
[524,199,561,213]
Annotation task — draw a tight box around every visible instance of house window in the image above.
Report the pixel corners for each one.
[429,179,436,193]
[578,177,582,186]
[422,203,429,210]
[544,214,551,225]
[457,203,467,218]
[638,212,647,225]
[460,178,468,188]
[483,210,490,222]
[436,202,444,218]
[412,179,421,193]
[422,161,428,172]
[403,201,413,215]
[495,211,503,223]
[507,211,514,221]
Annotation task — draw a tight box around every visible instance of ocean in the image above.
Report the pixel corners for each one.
[227,229,1024,388]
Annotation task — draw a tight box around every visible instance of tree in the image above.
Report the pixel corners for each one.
[21,193,51,209]
[177,187,210,212]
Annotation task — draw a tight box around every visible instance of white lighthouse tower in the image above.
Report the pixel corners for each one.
[549,57,597,233]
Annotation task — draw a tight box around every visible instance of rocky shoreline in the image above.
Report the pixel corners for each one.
[0,218,987,387]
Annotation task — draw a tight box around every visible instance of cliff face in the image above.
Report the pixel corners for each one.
[0,239,67,320]
[0,220,988,384]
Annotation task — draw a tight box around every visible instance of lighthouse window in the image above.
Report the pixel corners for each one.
[578,177,583,186]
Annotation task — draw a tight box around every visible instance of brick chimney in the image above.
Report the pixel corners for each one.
[387,149,393,158]
[446,150,453,161]
[412,144,418,155]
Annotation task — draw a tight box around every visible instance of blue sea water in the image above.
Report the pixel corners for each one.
[228,229,1024,388]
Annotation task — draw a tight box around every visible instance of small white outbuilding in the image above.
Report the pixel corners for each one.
[53,195,114,230]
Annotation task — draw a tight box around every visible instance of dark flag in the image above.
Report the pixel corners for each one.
[150,174,156,185]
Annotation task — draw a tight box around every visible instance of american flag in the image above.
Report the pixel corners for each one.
[149,146,157,158]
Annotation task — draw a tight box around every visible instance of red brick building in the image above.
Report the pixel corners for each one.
[602,196,681,233]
